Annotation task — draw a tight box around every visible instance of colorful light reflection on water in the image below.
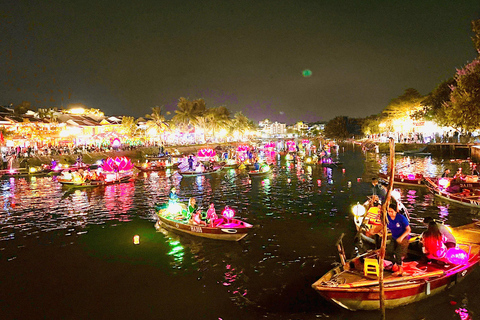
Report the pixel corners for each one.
[1,145,480,320]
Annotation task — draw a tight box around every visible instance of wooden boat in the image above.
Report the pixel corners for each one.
[312,222,480,310]
[248,165,271,177]
[0,167,57,178]
[135,162,174,172]
[424,177,480,207]
[178,165,224,177]
[319,159,343,168]
[402,146,431,156]
[58,171,134,187]
[58,156,135,187]
[154,206,252,241]
[378,172,426,187]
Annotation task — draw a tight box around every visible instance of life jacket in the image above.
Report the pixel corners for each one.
[365,207,381,225]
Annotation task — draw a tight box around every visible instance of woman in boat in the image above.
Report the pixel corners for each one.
[206,203,218,226]
[421,221,451,262]
[441,168,451,178]
[367,203,410,276]
[422,217,456,252]
[186,197,198,219]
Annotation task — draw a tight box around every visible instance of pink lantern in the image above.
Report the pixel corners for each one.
[407,174,415,180]
[222,206,235,219]
[445,247,468,265]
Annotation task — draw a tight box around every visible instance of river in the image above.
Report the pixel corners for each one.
[1,143,478,319]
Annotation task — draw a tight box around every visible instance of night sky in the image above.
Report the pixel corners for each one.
[1,1,479,123]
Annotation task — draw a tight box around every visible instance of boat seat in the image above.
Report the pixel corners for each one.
[364,258,380,277]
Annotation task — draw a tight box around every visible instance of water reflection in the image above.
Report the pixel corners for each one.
[1,146,480,320]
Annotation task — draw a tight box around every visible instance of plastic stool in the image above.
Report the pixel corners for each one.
[364,258,380,277]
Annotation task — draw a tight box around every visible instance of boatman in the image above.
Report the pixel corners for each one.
[371,177,387,203]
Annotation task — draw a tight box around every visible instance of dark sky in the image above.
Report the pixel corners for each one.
[1,1,479,124]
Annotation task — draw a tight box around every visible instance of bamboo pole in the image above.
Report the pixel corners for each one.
[379,137,395,319]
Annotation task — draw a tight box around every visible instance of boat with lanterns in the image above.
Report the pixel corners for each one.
[154,202,253,241]
[248,164,271,177]
[311,221,480,311]
[58,156,135,187]
[178,165,224,177]
[424,176,480,207]
[134,159,178,172]
[378,171,426,187]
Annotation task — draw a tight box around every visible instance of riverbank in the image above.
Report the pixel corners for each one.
[14,142,242,168]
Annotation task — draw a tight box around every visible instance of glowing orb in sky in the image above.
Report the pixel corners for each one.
[302,69,312,77]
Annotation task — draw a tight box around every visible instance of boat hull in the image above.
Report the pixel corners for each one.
[378,172,425,187]
[155,210,251,241]
[424,177,480,207]
[315,263,475,310]
[179,167,223,177]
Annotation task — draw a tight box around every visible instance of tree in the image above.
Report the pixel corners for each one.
[121,116,138,138]
[204,106,231,140]
[145,106,170,144]
[324,116,362,139]
[413,78,455,126]
[382,88,423,120]
[172,98,206,132]
[14,101,32,115]
[231,111,252,136]
[443,58,480,132]
[472,18,480,55]
[362,114,382,136]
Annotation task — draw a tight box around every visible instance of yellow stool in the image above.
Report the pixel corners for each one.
[364,258,380,277]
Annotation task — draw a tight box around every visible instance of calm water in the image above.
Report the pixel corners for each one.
[1,143,479,320]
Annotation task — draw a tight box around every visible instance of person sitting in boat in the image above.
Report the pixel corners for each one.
[186,197,198,219]
[472,164,479,176]
[195,163,204,172]
[168,187,179,205]
[62,170,73,180]
[191,210,206,226]
[423,217,456,248]
[453,168,464,182]
[441,168,451,178]
[371,178,387,203]
[421,219,456,262]
[206,203,218,226]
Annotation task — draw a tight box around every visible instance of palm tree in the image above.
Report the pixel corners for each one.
[172,98,207,143]
[145,106,170,145]
[121,116,138,139]
[204,106,231,141]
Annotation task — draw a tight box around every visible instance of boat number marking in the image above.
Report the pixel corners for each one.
[462,270,467,277]
[471,200,480,206]
[191,226,202,233]
[175,223,179,229]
